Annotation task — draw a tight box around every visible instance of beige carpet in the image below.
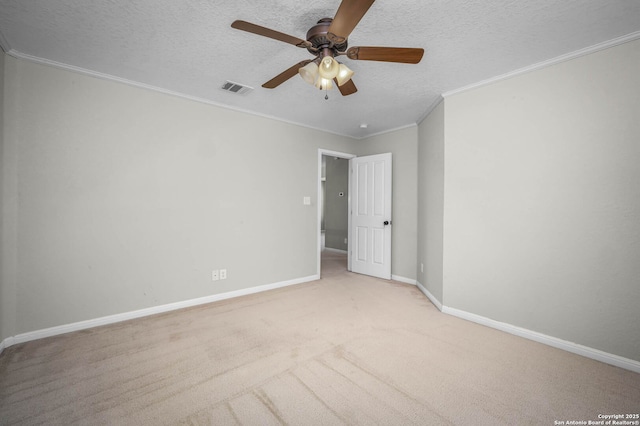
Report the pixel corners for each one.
[1,251,639,425]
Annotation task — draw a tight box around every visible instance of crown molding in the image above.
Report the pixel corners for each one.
[357,122,418,140]
[443,31,640,98]
[3,49,431,142]
[4,49,364,140]
[416,96,444,126]
[5,30,639,141]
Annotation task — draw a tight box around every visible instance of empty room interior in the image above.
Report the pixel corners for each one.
[1,1,639,424]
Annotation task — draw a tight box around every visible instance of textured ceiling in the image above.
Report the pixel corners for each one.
[0,0,639,138]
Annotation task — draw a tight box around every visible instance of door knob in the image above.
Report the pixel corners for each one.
[383,221,390,226]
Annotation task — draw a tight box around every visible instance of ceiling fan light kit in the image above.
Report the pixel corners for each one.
[299,61,319,85]
[231,0,424,98]
[298,53,354,92]
[319,55,340,80]
[335,63,355,86]
[315,77,334,91]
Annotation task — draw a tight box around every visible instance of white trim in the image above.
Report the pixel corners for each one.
[4,275,639,374]
[0,336,15,354]
[318,149,357,159]
[413,287,640,373]
[4,49,359,140]
[442,306,640,374]
[357,123,418,140]
[416,96,444,127]
[1,49,415,141]
[4,32,640,140]
[0,274,318,353]
[416,281,443,311]
[443,31,640,98]
[317,149,356,278]
[391,275,417,285]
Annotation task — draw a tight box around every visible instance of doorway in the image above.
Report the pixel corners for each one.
[317,149,355,277]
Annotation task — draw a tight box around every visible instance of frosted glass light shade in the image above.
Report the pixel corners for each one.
[318,56,340,79]
[299,62,319,85]
[335,63,354,86]
[315,77,334,91]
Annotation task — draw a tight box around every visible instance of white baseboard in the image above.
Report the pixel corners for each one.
[411,282,640,373]
[0,336,15,354]
[4,274,639,374]
[416,281,443,311]
[442,306,640,374]
[391,275,417,285]
[0,274,319,353]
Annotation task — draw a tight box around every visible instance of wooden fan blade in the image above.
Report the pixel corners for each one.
[346,46,424,64]
[334,78,357,96]
[231,20,310,48]
[262,60,312,89]
[327,0,375,44]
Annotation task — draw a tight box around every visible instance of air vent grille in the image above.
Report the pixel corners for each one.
[220,81,253,95]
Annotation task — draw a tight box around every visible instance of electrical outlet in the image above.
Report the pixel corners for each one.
[212,270,219,281]
[220,269,227,280]
[344,238,348,244]
[421,263,424,273]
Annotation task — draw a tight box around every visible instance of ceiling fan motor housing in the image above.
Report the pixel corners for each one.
[229,0,424,95]
[306,18,348,56]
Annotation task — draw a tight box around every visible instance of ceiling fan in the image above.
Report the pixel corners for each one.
[231,0,424,97]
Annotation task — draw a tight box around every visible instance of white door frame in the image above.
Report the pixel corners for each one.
[317,149,356,277]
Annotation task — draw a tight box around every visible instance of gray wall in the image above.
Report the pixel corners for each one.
[3,37,638,363]
[1,51,18,344]
[417,100,444,302]
[323,156,349,251]
[443,39,640,361]
[0,50,7,342]
[356,126,418,281]
[1,56,354,335]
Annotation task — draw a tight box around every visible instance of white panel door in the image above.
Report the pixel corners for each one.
[350,153,392,279]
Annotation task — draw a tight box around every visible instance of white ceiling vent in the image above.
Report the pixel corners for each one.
[220,81,253,95]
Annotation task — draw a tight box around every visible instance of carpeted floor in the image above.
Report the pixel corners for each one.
[1,251,639,425]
